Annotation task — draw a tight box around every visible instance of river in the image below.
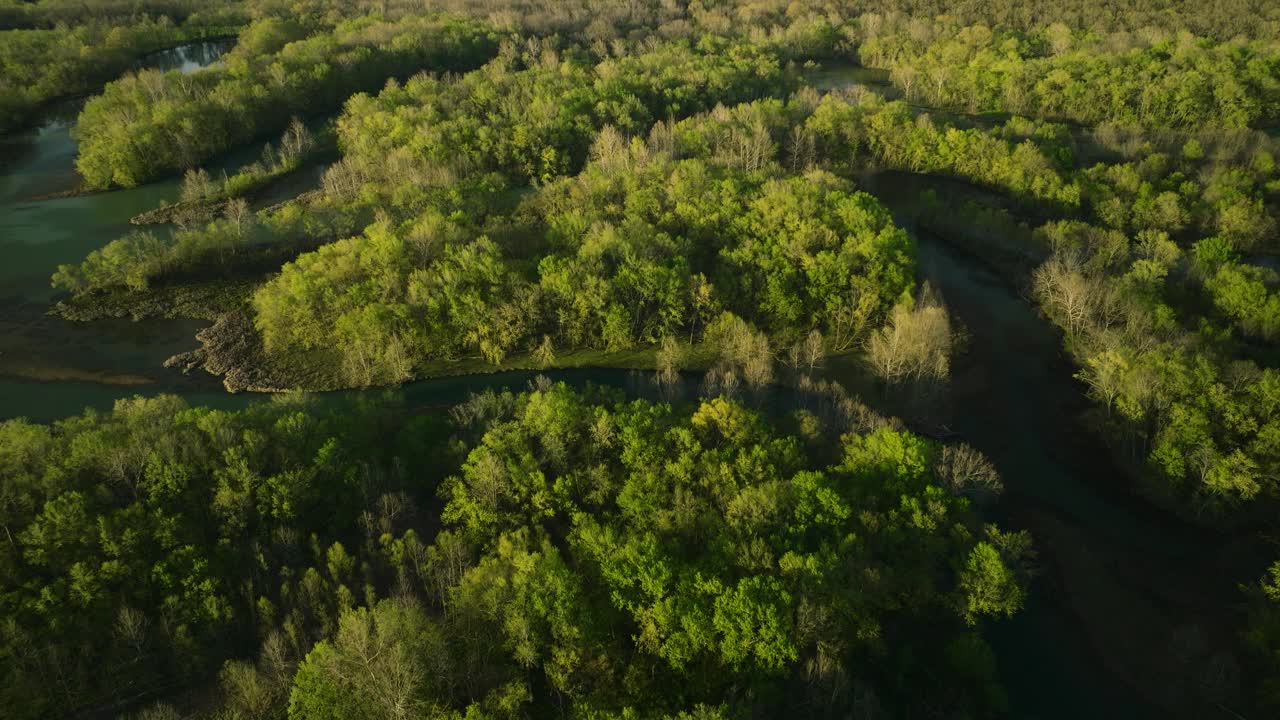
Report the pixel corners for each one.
[803,60,1264,717]
[0,38,288,396]
[0,47,1263,720]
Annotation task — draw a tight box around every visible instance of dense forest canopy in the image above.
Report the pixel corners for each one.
[0,16,233,133]
[858,16,1280,128]
[8,0,1280,717]
[0,387,1028,719]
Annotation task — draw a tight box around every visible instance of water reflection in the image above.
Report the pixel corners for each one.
[134,38,234,74]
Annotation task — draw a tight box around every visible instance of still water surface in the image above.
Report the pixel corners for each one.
[0,39,282,388]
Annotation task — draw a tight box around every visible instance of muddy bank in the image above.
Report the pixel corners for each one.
[164,309,332,393]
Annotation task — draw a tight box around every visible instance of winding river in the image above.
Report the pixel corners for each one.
[916,231,1255,720]
[0,48,1264,720]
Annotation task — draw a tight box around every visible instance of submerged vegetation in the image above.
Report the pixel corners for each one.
[10,0,1280,717]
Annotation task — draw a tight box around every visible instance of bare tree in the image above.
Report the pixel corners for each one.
[590,125,629,172]
[427,531,471,611]
[655,335,684,393]
[532,334,556,368]
[789,329,826,375]
[788,124,815,172]
[1079,349,1129,417]
[179,167,215,203]
[115,606,148,660]
[329,607,425,720]
[1033,252,1098,339]
[891,64,918,101]
[469,452,510,518]
[225,197,252,239]
[703,314,773,399]
[933,444,1003,499]
[866,289,952,385]
[280,117,313,163]
[646,118,676,161]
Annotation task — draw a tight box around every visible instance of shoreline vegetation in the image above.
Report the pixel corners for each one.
[1,380,1028,719]
[72,13,500,188]
[0,19,243,134]
[128,120,335,226]
[50,8,1280,526]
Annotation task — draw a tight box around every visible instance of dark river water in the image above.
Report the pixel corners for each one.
[0,51,1263,720]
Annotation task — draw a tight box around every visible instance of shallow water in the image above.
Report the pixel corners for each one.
[0,38,309,393]
[0,125,184,303]
[799,60,892,92]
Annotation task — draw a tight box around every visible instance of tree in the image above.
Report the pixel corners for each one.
[532,335,556,369]
[713,577,797,673]
[933,444,1003,499]
[288,600,446,720]
[958,543,1024,625]
[866,292,952,386]
[180,168,216,203]
[655,335,685,391]
[225,198,252,240]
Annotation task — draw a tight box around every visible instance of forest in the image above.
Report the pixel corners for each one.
[0,385,1026,719]
[6,0,1280,718]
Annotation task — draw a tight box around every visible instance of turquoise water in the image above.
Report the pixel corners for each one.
[0,39,308,391]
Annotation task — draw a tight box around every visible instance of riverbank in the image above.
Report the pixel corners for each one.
[912,210,1266,719]
[159,306,724,393]
[4,42,1272,720]
[0,32,239,137]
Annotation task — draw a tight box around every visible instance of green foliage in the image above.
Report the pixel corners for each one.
[0,0,245,31]
[860,17,1280,129]
[51,230,169,292]
[1027,154,1280,515]
[288,600,450,720]
[1206,261,1280,341]
[22,0,1280,715]
[333,37,785,189]
[251,157,913,383]
[797,92,1084,211]
[73,13,499,188]
[958,542,1025,624]
[0,15,230,133]
[0,387,1023,718]
[0,394,443,719]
